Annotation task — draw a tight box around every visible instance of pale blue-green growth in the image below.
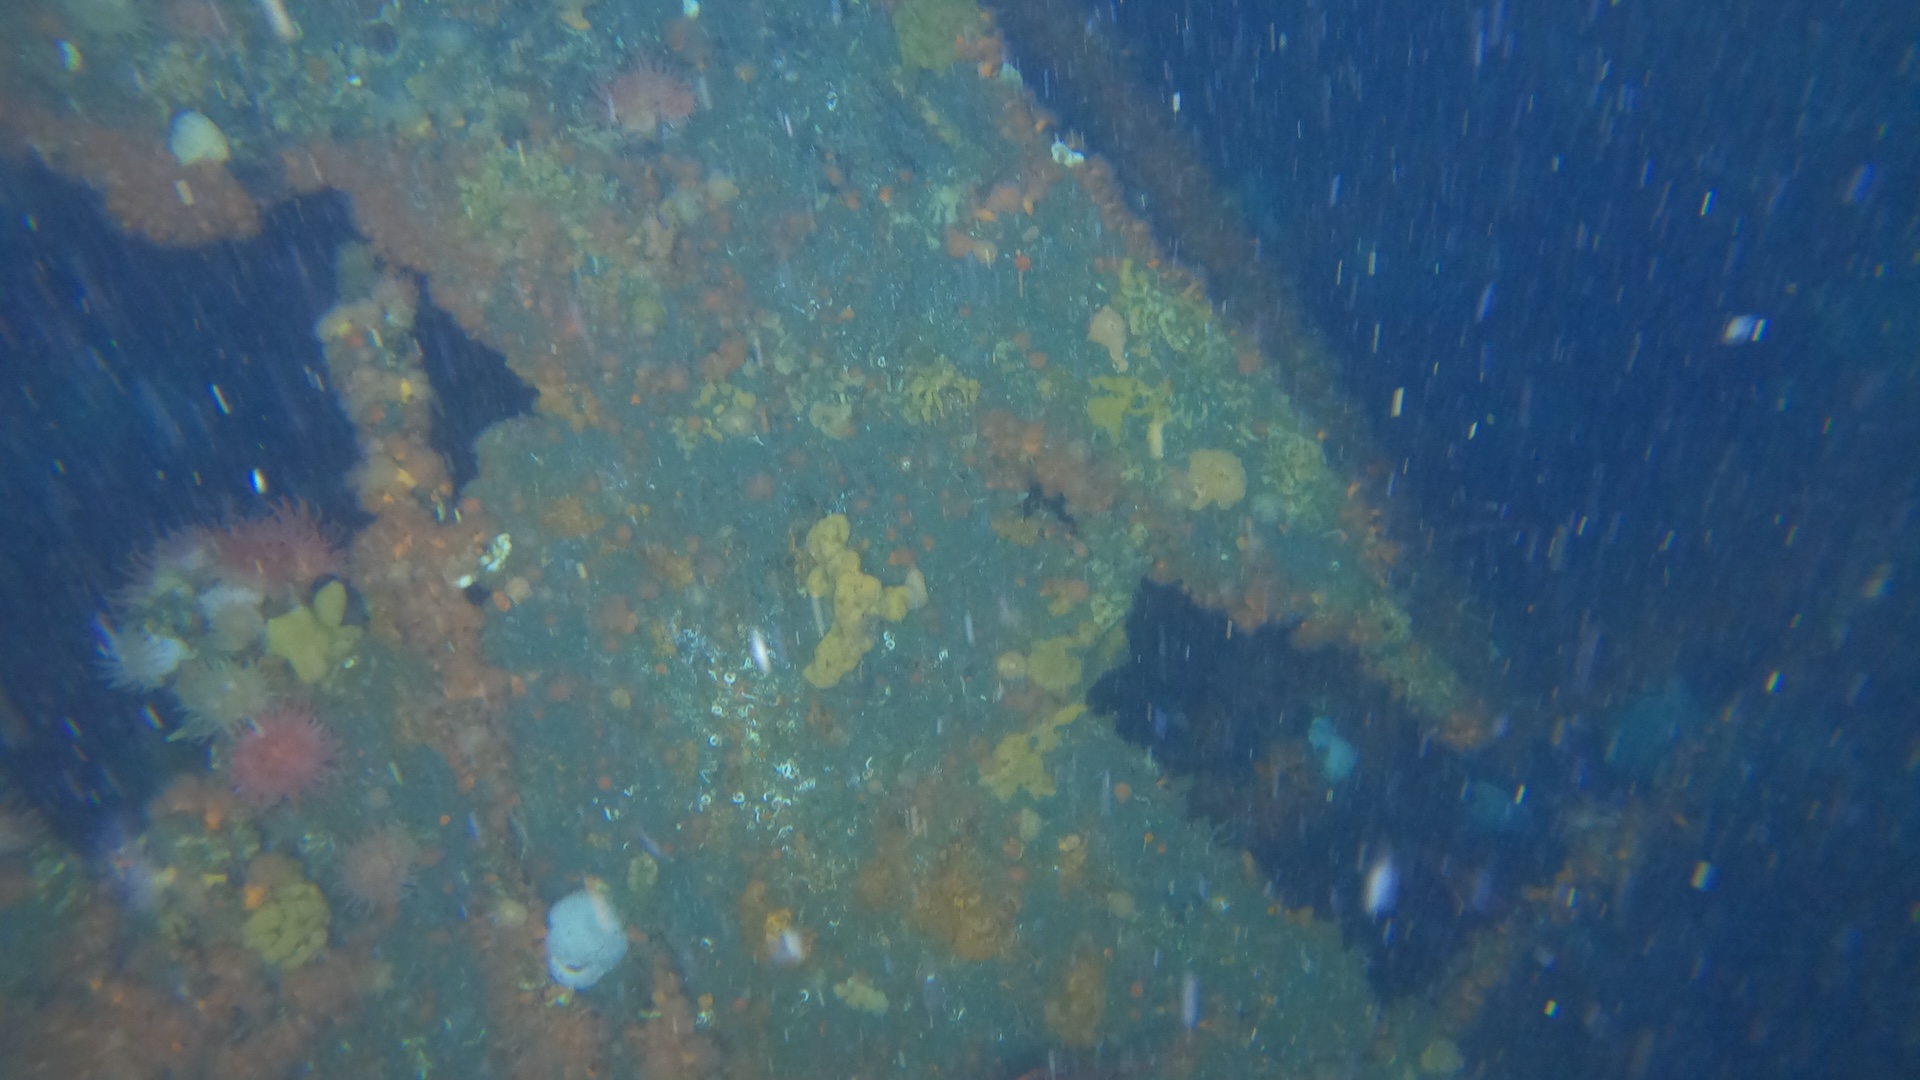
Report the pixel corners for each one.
[546,888,628,990]
[1308,717,1358,783]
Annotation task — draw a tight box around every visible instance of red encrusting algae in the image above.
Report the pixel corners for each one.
[230,705,338,808]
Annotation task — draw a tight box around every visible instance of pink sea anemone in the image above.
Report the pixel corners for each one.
[113,526,216,612]
[600,60,698,140]
[230,705,337,808]
[167,657,276,741]
[339,827,419,912]
[212,500,345,594]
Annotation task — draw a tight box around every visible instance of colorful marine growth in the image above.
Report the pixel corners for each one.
[797,513,929,688]
[97,501,356,745]
[0,0,1505,1077]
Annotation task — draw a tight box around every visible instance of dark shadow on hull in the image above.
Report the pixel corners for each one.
[1089,579,1559,998]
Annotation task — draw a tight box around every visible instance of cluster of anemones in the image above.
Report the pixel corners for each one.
[95,501,348,806]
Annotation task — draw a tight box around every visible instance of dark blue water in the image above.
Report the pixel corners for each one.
[1008,1,1920,1076]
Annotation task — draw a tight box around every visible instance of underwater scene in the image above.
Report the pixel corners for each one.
[0,1,1915,1079]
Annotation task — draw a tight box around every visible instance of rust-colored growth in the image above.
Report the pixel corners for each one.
[954,20,1007,75]
[1031,437,1118,516]
[664,12,715,64]
[461,892,603,1079]
[599,60,699,140]
[1073,156,1160,264]
[535,379,603,443]
[151,772,239,832]
[1341,607,1400,652]
[1437,918,1516,1028]
[1040,577,1089,615]
[698,336,748,382]
[1043,949,1108,1047]
[946,227,975,258]
[976,409,1032,462]
[286,143,454,285]
[1289,613,1349,652]
[1228,569,1296,633]
[910,840,1019,961]
[357,433,452,507]
[982,182,1023,215]
[735,879,775,957]
[1053,833,1089,895]
[977,410,1119,516]
[594,595,641,638]
[626,952,719,1080]
[433,645,511,704]
[14,107,262,245]
[1017,421,1047,459]
[804,697,849,745]
[347,504,508,702]
[541,495,605,539]
[641,544,696,590]
[193,943,269,1031]
[633,361,691,399]
[510,990,608,1079]
[244,851,305,891]
[277,948,371,1027]
[1022,166,1058,214]
[289,144,521,375]
[854,830,913,911]
[18,980,211,1078]
[1432,701,1495,753]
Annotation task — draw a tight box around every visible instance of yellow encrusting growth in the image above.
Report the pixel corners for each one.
[1185,449,1247,510]
[242,880,331,969]
[265,580,361,683]
[1085,375,1170,443]
[800,514,927,688]
[900,356,980,423]
[833,972,891,1014]
[980,703,1083,800]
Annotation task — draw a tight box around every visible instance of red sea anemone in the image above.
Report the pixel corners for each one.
[212,500,344,594]
[230,705,338,808]
[599,60,698,140]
